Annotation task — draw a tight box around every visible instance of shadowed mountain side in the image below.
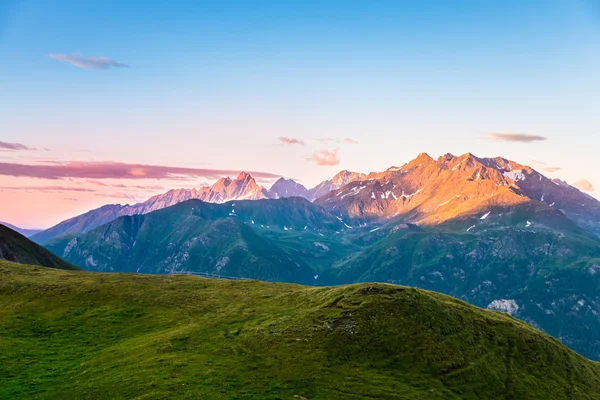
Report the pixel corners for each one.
[44,198,343,283]
[0,225,78,270]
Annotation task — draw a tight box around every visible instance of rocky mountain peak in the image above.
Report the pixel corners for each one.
[332,170,366,186]
[236,171,253,182]
[269,178,310,199]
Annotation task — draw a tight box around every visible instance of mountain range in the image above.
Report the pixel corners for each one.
[317,152,600,235]
[31,170,365,244]
[30,153,600,245]
[18,151,600,360]
[36,152,600,360]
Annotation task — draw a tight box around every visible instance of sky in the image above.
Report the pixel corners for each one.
[1,0,599,228]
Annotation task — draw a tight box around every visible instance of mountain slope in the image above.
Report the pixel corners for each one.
[45,198,344,282]
[2,260,600,399]
[319,209,600,359]
[0,225,77,270]
[0,222,42,237]
[318,152,600,236]
[268,177,310,198]
[309,170,366,200]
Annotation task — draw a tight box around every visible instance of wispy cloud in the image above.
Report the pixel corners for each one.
[574,179,594,192]
[86,180,108,187]
[309,149,340,166]
[0,141,35,151]
[530,160,561,173]
[0,161,280,181]
[0,186,96,192]
[95,192,141,201]
[317,137,336,144]
[484,133,548,143]
[541,166,561,173]
[49,53,129,70]
[317,137,359,145]
[278,137,305,146]
[111,183,165,191]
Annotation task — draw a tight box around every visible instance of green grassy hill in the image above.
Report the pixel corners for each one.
[1,260,600,399]
[0,224,78,270]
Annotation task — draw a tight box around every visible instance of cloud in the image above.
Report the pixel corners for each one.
[317,137,359,145]
[95,192,141,201]
[309,149,340,166]
[86,180,108,186]
[278,137,305,146]
[49,53,129,70]
[530,160,561,173]
[574,179,594,192]
[317,137,336,144]
[484,133,548,143]
[0,161,280,181]
[541,167,561,173]
[111,183,165,191]
[0,186,96,192]
[0,141,34,151]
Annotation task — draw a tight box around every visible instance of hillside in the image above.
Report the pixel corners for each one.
[44,198,344,282]
[0,225,77,270]
[2,260,600,399]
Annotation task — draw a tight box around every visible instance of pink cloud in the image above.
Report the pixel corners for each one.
[279,137,305,146]
[0,185,95,192]
[309,149,340,166]
[0,161,280,181]
[484,133,547,143]
[95,192,141,201]
[112,183,165,191]
[317,137,336,144]
[0,141,35,151]
[86,180,108,186]
[574,179,594,192]
[317,137,358,145]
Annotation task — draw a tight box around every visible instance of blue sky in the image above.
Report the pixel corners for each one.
[0,0,599,227]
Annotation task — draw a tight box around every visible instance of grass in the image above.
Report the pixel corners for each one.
[1,260,600,399]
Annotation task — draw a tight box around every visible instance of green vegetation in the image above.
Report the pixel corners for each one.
[2,260,600,399]
[0,224,78,270]
[43,199,600,360]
